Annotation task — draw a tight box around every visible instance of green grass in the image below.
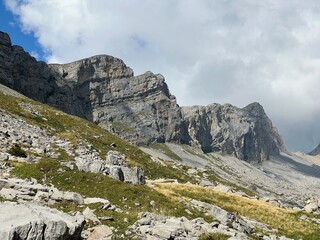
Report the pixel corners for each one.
[155,183,320,240]
[8,144,27,158]
[199,232,230,240]
[0,92,194,182]
[148,143,182,161]
[12,159,213,236]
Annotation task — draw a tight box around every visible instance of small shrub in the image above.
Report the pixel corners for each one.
[37,158,60,173]
[8,144,27,158]
[199,232,230,240]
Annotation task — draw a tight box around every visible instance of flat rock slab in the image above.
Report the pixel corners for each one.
[0,201,85,240]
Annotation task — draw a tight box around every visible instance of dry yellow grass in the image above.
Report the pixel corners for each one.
[152,183,320,239]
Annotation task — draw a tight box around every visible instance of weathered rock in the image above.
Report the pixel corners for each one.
[84,197,110,205]
[304,202,319,213]
[75,149,145,184]
[87,225,114,240]
[39,189,84,204]
[181,103,285,162]
[309,143,320,156]
[83,207,101,225]
[0,30,285,162]
[0,201,85,240]
[0,153,9,161]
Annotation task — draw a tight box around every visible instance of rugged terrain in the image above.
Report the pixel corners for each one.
[0,30,320,239]
[0,31,284,162]
[0,84,319,239]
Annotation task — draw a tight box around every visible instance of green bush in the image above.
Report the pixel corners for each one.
[199,232,230,240]
[37,158,60,173]
[8,144,27,158]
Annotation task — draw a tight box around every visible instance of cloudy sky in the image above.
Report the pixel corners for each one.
[1,0,320,152]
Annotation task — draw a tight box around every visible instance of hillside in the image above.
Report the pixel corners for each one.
[0,84,319,239]
[0,30,320,239]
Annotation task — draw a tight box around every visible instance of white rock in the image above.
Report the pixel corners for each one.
[0,201,84,240]
[84,197,109,205]
[83,207,101,225]
[87,225,114,240]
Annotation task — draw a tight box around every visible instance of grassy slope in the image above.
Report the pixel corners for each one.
[154,183,320,240]
[1,91,319,239]
[0,91,205,235]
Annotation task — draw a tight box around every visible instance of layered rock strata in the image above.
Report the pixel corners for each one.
[181,103,285,161]
[0,31,284,162]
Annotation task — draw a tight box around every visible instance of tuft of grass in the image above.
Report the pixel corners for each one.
[199,232,230,240]
[153,183,320,240]
[8,144,27,158]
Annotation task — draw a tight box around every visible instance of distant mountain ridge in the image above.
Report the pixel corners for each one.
[0,31,285,162]
[309,144,320,156]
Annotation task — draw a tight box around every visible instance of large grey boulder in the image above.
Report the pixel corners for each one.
[0,201,85,240]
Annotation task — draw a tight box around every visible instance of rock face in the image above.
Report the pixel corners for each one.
[309,143,320,156]
[49,61,183,145]
[0,201,85,240]
[0,31,284,161]
[181,103,285,162]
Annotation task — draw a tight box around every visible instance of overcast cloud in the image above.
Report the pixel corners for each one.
[4,0,320,152]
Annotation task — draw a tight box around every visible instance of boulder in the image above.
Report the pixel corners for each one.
[0,201,85,240]
[83,207,101,225]
[304,202,319,213]
[0,153,9,161]
[84,197,110,205]
[87,225,114,240]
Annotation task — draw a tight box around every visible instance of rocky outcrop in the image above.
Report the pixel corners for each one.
[0,31,284,162]
[75,150,146,184]
[309,143,320,156]
[49,61,183,145]
[181,103,285,162]
[0,201,85,240]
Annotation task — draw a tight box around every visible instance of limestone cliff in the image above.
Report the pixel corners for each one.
[0,31,285,161]
[181,103,285,161]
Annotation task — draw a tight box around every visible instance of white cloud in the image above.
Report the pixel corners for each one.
[4,0,320,152]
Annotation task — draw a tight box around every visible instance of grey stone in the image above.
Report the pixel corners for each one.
[0,153,9,161]
[181,103,285,162]
[87,225,114,240]
[0,201,84,240]
[0,30,284,162]
[304,202,318,213]
[83,207,101,225]
[84,197,109,205]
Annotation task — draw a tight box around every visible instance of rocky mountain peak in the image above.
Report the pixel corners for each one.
[0,30,285,161]
[309,143,320,156]
[49,54,134,86]
[181,103,285,162]
[0,31,11,46]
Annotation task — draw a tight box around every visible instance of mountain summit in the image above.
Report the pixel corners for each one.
[0,31,285,162]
